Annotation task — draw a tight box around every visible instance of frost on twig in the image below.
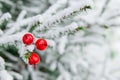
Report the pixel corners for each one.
[99,0,110,16]
[5,14,43,35]
[0,56,5,70]
[38,22,79,38]
[0,56,13,80]
[0,70,13,80]
[5,0,91,36]
[0,29,3,35]
[34,2,91,33]
[0,31,26,45]
[0,49,18,62]
[9,71,23,80]
[0,13,11,25]
[43,0,67,16]
[16,10,27,21]
[106,10,120,20]
[6,0,67,34]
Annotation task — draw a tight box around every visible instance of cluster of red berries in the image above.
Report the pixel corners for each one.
[22,33,48,68]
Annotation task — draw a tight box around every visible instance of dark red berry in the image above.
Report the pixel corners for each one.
[35,38,48,50]
[28,52,40,65]
[22,33,34,45]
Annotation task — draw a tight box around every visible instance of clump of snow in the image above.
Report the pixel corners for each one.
[0,57,5,70]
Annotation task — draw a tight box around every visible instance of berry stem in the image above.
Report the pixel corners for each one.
[34,64,36,70]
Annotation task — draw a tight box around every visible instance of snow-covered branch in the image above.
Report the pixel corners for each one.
[43,0,67,16]
[99,0,110,16]
[7,14,42,28]
[106,10,120,20]
[0,56,5,70]
[9,71,23,80]
[5,14,43,35]
[0,49,18,62]
[0,70,13,80]
[16,10,27,21]
[34,1,91,33]
[0,13,11,25]
[36,22,78,38]
[0,31,26,45]
[0,56,13,80]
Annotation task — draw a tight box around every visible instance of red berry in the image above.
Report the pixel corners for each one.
[28,52,40,65]
[22,33,34,45]
[35,38,48,50]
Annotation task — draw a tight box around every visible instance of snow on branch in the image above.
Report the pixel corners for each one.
[0,0,14,7]
[6,0,92,35]
[99,0,110,16]
[38,22,79,38]
[43,0,92,26]
[43,0,67,16]
[0,49,18,62]
[106,10,120,20]
[0,56,13,80]
[0,13,11,25]
[7,0,67,29]
[0,70,13,80]
[5,14,43,35]
[0,31,26,45]
[9,71,23,80]
[7,14,42,27]
[0,29,3,35]
[0,56,5,71]
[16,10,27,21]
[34,1,91,33]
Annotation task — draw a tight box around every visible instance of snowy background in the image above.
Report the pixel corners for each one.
[0,0,120,80]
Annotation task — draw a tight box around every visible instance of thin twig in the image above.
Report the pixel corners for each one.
[99,0,110,16]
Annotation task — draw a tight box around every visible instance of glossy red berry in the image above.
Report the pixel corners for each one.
[28,52,40,65]
[35,38,48,50]
[22,33,34,45]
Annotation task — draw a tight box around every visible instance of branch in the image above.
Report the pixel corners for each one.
[0,49,18,62]
[6,0,67,35]
[0,0,14,7]
[0,70,13,80]
[7,15,42,28]
[5,15,43,35]
[0,56,5,70]
[43,0,67,16]
[36,22,79,39]
[9,71,23,80]
[33,3,91,33]
[0,29,3,35]
[0,13,11,25]
[106,10,120,20]
[99,0,110,16]
[16,10,27,21]
[0,31,26,45]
